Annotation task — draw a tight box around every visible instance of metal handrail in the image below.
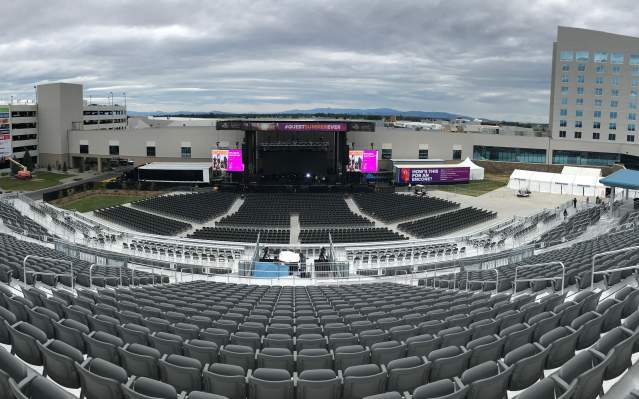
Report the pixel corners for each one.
[23,255,74,291]
[88,264,96,288]
[464,268,499,294]
[591,245,639,289]
[180,268,195,283]
[514,262,565,295]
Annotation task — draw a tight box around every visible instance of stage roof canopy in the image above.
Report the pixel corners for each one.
[599,169,639,190]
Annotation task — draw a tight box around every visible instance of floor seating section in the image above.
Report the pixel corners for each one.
[0,201,52,240]
[352,193,459,223]
[189,227,290,244]
[95,206,192,236]
[0,280,636,399]
[133,192,238,223]
[536,205,603,247]
[431,227,639,292]
[217,193,372,228]
[299,227,406,244]
[398,208,497,238]
[0,233,158,287]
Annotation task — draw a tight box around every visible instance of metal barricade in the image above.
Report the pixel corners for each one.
[465,268,499,294]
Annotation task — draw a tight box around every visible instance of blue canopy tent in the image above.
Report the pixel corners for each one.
[599,169,639,202]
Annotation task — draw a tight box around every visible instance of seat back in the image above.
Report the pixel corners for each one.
[202,363,247,399]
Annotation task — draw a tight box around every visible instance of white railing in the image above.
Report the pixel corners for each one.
[514,262,565,295]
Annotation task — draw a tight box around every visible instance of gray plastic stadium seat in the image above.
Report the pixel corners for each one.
[0,307,17,344]
[406,334,440,357]
[570,311,604,349]
[7,321,48,365]
[387,355,430,394]
[172,322,201,340]
[334,344,371,371]
[359,329,389,348]
[231,331,261,350]
[539,326,580,369]
[389,324,419,342]
[503,342,548,391]
[84,330,124,364]
[256,347,294,373]
[202,363,247,399]
[263,333,293,350]
[342,364,387,399]
[329,332,359,350]
[76,357,129,399]
[248,368,293,399]
[412,378,469,399]
[27,307,59,338]
[144,317,171,334]
[89,314,120,336]
[0,346,36,397]
[122,377,178,399]
[616,287,639,318]
[296,333,326,351]
[117,323,151,346]
[460,360,512,399]
[528,311,561,342]
[513,377,575,399]
[499,323,534,354]
[554,301,581,326]
[370,340,406,366]
[553,350,611,399]
[297,369,341,399]
[158,354,203,393]
[363,393,403,399]
[596,298,625,332]
[438,326,473,348]
[427,346,471,382]
[149,331,184,356]
[593,326,639,380]
[9,375,76,399]
[200,328,230,347]
[53,318,90,352]
[466,334,505,367]
[220,344,255,373]
[118,343,162,379]
[38,339,84,388]
[468,318,500,340]
[184,339,219,366]
[297,348,333,372]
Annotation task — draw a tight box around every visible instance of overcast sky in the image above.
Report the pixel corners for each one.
[2,0,638,121]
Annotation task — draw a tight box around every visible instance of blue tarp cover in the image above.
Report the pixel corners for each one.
[254,262,288,278]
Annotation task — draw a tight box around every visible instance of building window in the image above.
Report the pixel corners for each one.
[561,72,569,83]
[561,86,569,94]
[628,124,636,132]
[560,51,573,61]
[612,65,622,74]
[596,65,606,73]
[109,145,119,156]
[595,76,604,85]
[576,98,584,105]
[578,63,586,71]
[611,53,625,64]
[611,101,619,108]
[629,113,637,121]
[552,150,620,166]
[452,149,462,160]
[146,146,156,157]
[630,55,639,65]
[577,87,584,95]
[560,109,567,116]
[634,67,639,76]
[574,132,582,139]
[562,64,570,71]
[561,97,568,105]
[630,102,637,109]
[609,122,617,130]
[594,111,602,119]
[595,99,603,107]
[79,144,89,154]
[611,77,620,86]
[575,121,582,128]
[560,120,567,127]
[611,89,620,97]
[628,135,636,142]
[576,51,589,61]
[181,146,191,159]
[418,149,428,159]
[632,90,638,97]
[559,130,567,138]
[593,132,600,140]
[577,74,585,83]
[594,88,603,96]
[593,121,601,129]
[473,145,546,164]
[381,148,392,160]
[609,134,616,141]
[594,52,608,63]
[575,110,583,117]
[610,111,618,119]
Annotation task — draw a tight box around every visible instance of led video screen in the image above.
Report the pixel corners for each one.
[347,150,378,173]
[211,149,244,172]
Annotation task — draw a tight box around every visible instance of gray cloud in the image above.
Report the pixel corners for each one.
[2,0,639,121]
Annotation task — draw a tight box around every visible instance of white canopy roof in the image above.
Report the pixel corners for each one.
[561,166,601,178]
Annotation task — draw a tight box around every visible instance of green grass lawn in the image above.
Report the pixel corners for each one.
[58,194,149,213]
[0,171,73,192]
[434,174,510,197]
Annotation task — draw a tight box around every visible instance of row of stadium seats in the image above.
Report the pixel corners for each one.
[95,206,193,236]
[299,228,406,244]
[218,194,372,228]
[189,227,290,244]
[535,205,603,247]
[0,281,637,399]
[352,193,459,223]
[0,201,52,240]
[134,192,238,223]
[431,227,639,292]
[398,208,497,239]
[0,233,159,287]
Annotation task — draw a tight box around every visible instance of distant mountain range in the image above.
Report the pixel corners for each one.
[128,108,472,121]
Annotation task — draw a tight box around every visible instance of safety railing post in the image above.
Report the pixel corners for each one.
[89,264,96,288]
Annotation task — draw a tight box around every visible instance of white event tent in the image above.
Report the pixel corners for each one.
[508,167,605,197]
